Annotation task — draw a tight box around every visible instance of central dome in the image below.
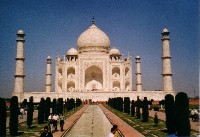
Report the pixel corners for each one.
[77,24,110,53]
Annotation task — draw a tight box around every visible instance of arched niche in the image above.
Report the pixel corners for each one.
[85,65,103,90]
[125,81,130,91]
[67,81,75,92]
[67,67,75,78]
[113,81,120,91]
[58,68,62,77]
[125,67,129,76]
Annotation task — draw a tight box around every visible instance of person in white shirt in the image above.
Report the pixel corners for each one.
[53,114,59,131]
[48,113,54,133]
[107,127,116,137]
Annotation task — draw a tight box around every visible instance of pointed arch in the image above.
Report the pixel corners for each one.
[67,81,75,92]
[85,65,103,90]
[67,67,75,78]
[113,81,120,91]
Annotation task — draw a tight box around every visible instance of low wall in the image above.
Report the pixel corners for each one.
[22,91,165,102]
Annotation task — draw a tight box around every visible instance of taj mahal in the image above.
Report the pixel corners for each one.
[13,19,175,102]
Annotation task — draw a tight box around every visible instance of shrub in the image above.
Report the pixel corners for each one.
[175,92,190,136]
[131,100,135,117]
[135,96,141,119]
[9,96,19,136]
[153,106,159,111]
[27,96,34,128]
[52,98,57,114]
[165,94,176,135]
[38,98,45,124]
[0,98,6,136]
[142,97,149,122]
[124,97,130,114]
[57,98,63,114]
[45,97,51,121]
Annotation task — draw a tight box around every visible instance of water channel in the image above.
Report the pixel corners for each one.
[64,105,113,137]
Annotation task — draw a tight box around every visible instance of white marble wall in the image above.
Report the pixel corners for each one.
[22,90,164,102]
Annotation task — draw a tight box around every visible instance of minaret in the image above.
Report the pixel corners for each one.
[161,28,174,95]
[46,56,52,92]
[13,29,25,102]
[135,56,142,91]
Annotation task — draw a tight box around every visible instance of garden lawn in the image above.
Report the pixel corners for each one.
[6,105,83,137]
[105,105,199,137]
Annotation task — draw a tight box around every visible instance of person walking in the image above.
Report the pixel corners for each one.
[59,113,65,131]
[190,109,195,121]
[112,125,119,137]
[107,127,116,137]
[53,113,59,132]
[48,113,54,133]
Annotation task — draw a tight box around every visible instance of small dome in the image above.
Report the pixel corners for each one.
[66,48,78,56]
[162,28,169,33]
[77,24,110,52]
[135,55,140,59]
[47,56,51,59]
[109,47,121,55]
[17,29,24,35]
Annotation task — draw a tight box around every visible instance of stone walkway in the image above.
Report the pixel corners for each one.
[64,105,113,137]
[149,110,200,132]
[53,105,88,137]
[54,104,144,137]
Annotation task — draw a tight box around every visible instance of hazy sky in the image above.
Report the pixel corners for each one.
[0,0,199,98]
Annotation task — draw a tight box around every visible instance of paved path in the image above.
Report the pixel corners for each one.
[56,104,144,137]
[99,104,144,137]
[149,110,200,132]
[53,105,88,137]
[64,105,113,137]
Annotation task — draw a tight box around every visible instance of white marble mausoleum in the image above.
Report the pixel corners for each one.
[13,20,175,102]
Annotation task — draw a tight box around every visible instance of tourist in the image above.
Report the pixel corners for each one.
[53,113,59,131]
[193,109,199,122]
[59,113,65,131]
[20,108,24,119]
[107,127,116,137]
[154,112,158,126]
[40,126,53,137]
[48,113,54,133]
[190,109,195,121]
[112,125,119,137]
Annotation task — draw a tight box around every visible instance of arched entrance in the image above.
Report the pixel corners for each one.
[85,65,103,91]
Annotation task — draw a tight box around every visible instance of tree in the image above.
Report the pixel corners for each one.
[21,99,28,108]
[76,98,82,107]
[52,98,57,114]
[142,97,149,122]
[38,98,45,124]
[0,98,6,136]
[57,98,63,114]
[175,92,190,136]
[135,96,141,119]
[131,100,135,117]
[27,96,34,128]
[9,96,19,136]
[124,97,130,114]
[165,94,176,135]
[45,97,51,121]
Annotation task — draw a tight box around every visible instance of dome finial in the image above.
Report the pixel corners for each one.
[92,16,95,24]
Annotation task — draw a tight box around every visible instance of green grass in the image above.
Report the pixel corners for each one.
[6,106,83,137]
[104,105,199,137]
